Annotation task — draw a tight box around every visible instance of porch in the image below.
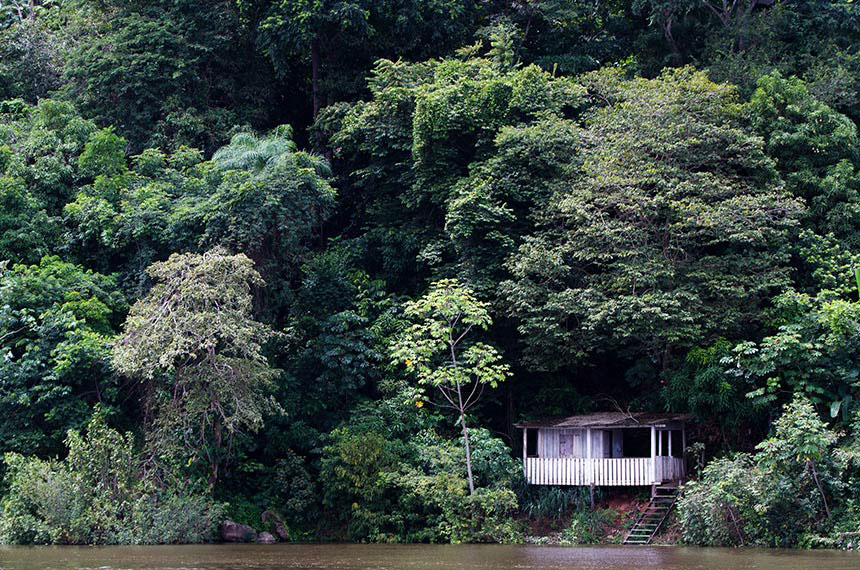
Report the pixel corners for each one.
[516,412,689,487]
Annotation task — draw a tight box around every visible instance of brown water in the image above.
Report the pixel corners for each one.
[0,544,858,570]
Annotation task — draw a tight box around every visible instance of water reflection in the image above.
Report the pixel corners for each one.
[0,544,858,570]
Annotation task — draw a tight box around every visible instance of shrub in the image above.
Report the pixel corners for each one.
[0,454,87,544]
[121,494,224,545]
[678,396,840,547]
[443,486,522,544]
[521,486,599,520]
[0,414,222,545]
[560,508,618,545]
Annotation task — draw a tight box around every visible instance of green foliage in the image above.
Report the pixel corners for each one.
[0,17,64,102]
[0,412,223,545]
[663,340,760,449]
[0,98,97,214]
[747,73,860,249]
[0,256,126,456]
[560,508,618,545]
[62,0,274,151]
[251,0,483,115]
[731,288,860,421]
[322,406,522,543]
[0,174,61,264]
[678,396,841,547]
[320,56,583,293]
[520,486,598,521]
[393,279,509,395]
[77,127,127,179]
[392,278,509,495]
[200,127,336,295]
[504,67,802,371]
[4,0,860,548]
[113,249,278,487]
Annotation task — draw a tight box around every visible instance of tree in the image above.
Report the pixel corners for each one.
[731,288,860,423]
[255,0,370,118]
[0,174,61,265]
[202,126,336,316]
[510,0,641,75]
[746,72,860,249]
[61,0,274,151]
[502,67,803,373]
[113,249,278,488]
[318,55,583,293]
[0,256,127,457]
[252,0,483,120]
[390,278,509,494]
[678,396,840,547]
[0,98,97,214]
[0,14,64,101]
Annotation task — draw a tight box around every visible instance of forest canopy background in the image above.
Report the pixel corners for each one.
[2,0,860,547]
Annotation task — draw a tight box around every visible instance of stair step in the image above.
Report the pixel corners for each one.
[625,489,680,546]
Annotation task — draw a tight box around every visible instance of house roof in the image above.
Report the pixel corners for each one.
[515,412,690,429]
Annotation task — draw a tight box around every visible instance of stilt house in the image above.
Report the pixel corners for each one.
[516,412,688,487]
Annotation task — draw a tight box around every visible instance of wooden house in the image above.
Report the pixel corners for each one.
[516,412,688,488]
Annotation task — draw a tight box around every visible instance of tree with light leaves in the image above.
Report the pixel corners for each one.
[390,278,509,495]
[113,248,278,488]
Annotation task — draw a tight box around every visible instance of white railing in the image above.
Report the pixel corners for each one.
[524,457,684,486]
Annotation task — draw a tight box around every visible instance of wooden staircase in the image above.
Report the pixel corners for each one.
[623,485,679,545]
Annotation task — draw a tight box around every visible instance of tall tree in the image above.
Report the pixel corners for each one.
[391,278,509,494]
[113,249,278,488]
[503,67,803,373]
[62,0,274,151]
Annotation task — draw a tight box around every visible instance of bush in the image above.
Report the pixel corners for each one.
[0,454,87,544]
[521,486,599,520]
[677,455,757,546]
[560,508,618,545]
[441,486,522,544]
[121,494,224,545]
[321,402,524,544]
[678,396,840,547]
[0,414,222,545]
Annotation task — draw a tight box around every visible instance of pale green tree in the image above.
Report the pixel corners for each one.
[113,248,278,487]
[390,278,509,494]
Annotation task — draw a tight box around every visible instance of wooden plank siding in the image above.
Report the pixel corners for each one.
[523,457,684,486]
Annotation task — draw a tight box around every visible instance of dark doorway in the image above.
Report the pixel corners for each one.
[526,430,538,457]
[623,428,651,457]
[671,430,683,458]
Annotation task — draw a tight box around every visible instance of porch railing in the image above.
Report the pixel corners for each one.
[524,456,684,486]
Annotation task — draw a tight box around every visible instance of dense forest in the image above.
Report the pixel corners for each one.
[2,0,860,548]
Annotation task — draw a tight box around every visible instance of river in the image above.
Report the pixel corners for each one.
[0,544,858,570]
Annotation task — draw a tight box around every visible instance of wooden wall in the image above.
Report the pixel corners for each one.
[536,428,623,459]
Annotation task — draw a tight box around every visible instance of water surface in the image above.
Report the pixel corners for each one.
[0,543,858,570]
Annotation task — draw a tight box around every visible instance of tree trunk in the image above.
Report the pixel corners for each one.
[460,411,475,495]
[209,418,222,490]
[809,460,831,518]
[311,35,321,119]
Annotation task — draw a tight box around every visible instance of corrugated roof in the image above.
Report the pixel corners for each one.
[515,412,690,429]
